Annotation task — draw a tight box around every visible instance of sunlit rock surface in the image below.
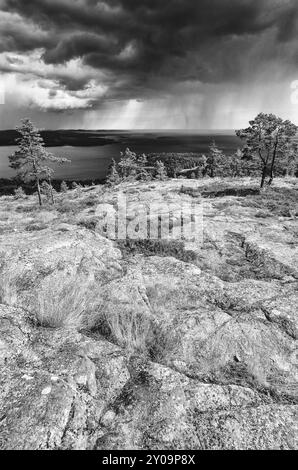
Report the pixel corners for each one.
[0,178,297,449]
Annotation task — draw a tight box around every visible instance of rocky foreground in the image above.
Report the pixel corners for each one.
[0,178,297,450]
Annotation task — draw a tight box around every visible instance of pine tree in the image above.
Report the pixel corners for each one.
[283,142,298,177]
[9,119,70,206]
[236,113,298,187]
[106,158,120,186]
[60,181,68,193]
[14,186,26,199]
[206,141,225,177]
[230,148,243,177]
[200,154,208,176]
[155,160,167,180]
[40,181,51,200]
[137,153,151,181]
[118,148,137,179]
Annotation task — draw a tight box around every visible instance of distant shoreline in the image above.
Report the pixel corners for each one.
[0,131,242,181]
[0,129,236,147]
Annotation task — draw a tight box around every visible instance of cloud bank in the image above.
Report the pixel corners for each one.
[0,0,298,128]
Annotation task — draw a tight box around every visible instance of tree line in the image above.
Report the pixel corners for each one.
[7,113,298,206]
[106,113,298,188]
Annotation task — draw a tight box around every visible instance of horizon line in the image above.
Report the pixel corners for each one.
[0,128,237,133]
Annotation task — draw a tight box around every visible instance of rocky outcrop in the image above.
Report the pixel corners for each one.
[0,179,297,449]
[0,227,123,326]
[0,301,296,450]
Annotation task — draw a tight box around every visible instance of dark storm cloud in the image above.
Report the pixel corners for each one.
[42,33,118,65]
[1,0,298,105]
[0,11,53,53]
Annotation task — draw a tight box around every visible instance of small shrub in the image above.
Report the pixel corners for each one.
[84,194,100,207]
[116,239,198,263]
[201,187,260,198]
[56,200,81,214]
[40,181,52,199]
[16,204,38,213]
[155,160,168,180]
[60,181,68,193]
[25,222,48,232]
[14,187,26,199]
[77,218,98,231]
[180,185,201,198]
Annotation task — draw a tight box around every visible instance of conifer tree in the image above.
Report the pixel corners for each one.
[40,181,52,201]
[60,181,68,193]
[9,118,70,206]
[206,141,224,177]
[137,153,151,181]
[118,148,137,179]
[283,142,298,177]
[14,186,26,199]
[155,160,167,180]
[230,148,243,177]
[106,158,121,186]
[236,113,298,187]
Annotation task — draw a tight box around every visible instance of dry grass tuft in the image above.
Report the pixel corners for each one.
[35,275,98,329]
[104,309,152,354]
[0,269,18,306]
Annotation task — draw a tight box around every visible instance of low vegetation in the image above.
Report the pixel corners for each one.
[104,310,152,354]
[116,239,198,263]
[105,114,298,189]
[242,186,298,217]
[3,113,298,207]
[0,114,297,351]
[236,113,298,188]
[34,275,97,329]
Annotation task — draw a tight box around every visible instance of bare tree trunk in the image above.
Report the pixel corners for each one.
[268,172,274,186]
[268,142,278,186]
[260,166,267,188]
[48,177,54,204]
[36,178,42,206]
[268,163,275,185]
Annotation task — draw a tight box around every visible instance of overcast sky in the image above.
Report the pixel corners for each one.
[0,0,298,129]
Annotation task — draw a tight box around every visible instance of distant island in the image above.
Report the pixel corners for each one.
[0,129,237,147]
[0,129,119,147]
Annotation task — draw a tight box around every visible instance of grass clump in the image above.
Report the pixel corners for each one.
[105,310,152,354]
[89,307,154,355]
[34,276,98,329]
